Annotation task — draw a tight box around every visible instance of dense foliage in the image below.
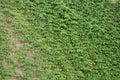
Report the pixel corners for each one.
[0,0,120,80]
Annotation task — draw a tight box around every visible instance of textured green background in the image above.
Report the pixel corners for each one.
[0,0,120,80]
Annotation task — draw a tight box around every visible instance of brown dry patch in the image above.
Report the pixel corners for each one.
[5,20,25,48]
[6,20,12,24]
[10,77,18,80]
[31,74,38,79]
[5,20,13,33]
[31,73,39,79]
[4,17,25,78]
[6,24,12,28]
[0,7,2,10]
[4,59,11,67]
[0,19,3,22]
[26,49,35,59]
[15,66,24,74]
[1,8,27,79]
[15,39,25,48]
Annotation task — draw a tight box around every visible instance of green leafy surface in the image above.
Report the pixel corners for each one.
[0,0,120,80]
